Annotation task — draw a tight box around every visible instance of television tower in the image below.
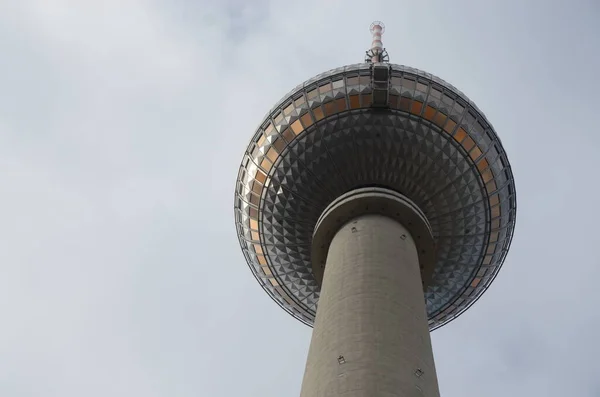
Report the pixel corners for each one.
[234,22,516,396]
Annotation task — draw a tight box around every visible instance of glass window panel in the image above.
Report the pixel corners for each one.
[300,112,313,128]
[433,112,447,127]
[399,97,411,111]
[430,87,442,99]
[283,103,294,115]
[469,146,482,161]
[424,106,436,120]
[481,169,493,183]
[307,88,318,99]
[359,76,370,86]
[266,147,278,162]
[454,128,467,143]
[462,136,476,151]
[313,106,324,121]
[324,101,337,115]
[411,100,423,114]
[332,79,344,89]
[491,205,501,218]
[282,127,295,143]
[349,95,360,109]
[250,219,258,230]
[489,194,500,206]
[486,179,497,194]
[347,76,359,86]
[402,77,416,90]
[442,93,454,106]
[291,120,304,135]
[361,94,372,107]
[249,207,259,219]
[318,82,332,93]
[391,77,402,87]
[335,97,347,112]
[257,134,266,147]
[251,231,260,241]
[416,82,428,93]
[444,119,457,133]
[251,181,262,194]
[260,158,272,172]
[272,137,286,153]
[294,96,306,107]
[274,112,283,124]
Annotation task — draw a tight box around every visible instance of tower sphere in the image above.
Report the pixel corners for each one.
[234,62,516,330]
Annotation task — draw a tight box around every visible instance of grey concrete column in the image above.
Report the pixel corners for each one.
[299,214,440,397]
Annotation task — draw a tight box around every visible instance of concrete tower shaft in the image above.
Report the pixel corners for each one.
[300,189,440,396]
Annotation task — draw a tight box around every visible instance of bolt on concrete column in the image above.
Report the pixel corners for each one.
[300,214,440,397]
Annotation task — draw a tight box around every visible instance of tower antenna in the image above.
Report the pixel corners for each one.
[366,21,389,63]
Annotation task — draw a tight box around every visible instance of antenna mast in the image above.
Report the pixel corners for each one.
[366,21,389,63]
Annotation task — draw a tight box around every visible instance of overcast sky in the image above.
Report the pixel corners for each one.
[0,0,599,396]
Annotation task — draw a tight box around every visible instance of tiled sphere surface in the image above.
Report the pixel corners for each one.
[234,63,516,330]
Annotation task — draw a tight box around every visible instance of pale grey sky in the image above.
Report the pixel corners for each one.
[0,1,599,396]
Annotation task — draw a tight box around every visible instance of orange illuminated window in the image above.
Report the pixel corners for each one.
[424,105,436,121]
[249,193,260,206]
[257,254,267,265]
[411,100,423,114]
[250,219,258,230]
[260,158,272,172]
[253,244,263,255]
[301,112,313,128]
[313,107,324,121]
[266,147,278,162]
[433,112,447,127]
[272,137,286,153]
[491,205,500,218]
[462,137,475,152]
[291,120,304,135]
[251,181,262,195]
[282,128,295,143]
[261,266,272,276]
[269,278,278,286]
[255,169,267,184]
[335,97,347,112]
[389,95,399,108]
[324,101,337,115]
[349,95,360,109]
[470,147,482,161]
[249,207,259,219]
[486,180,497,194]
[251,231,260,241]
[477,158,489,172]
[471,278,481,288]
[454,128,467,143]
[257,134,266,147]
[489,194,499,206]
[443,119,457,134]
[481,169,493,183]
